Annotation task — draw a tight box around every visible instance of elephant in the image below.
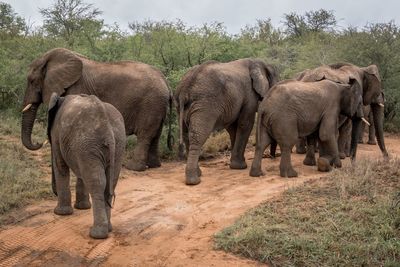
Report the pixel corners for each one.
[294,63,388,165]
[47,93,126,239]
[21,48,172,173]
[174,58,279,185]
[250,79,363,178]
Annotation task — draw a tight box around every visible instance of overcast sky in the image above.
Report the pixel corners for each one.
[3,0,400,34]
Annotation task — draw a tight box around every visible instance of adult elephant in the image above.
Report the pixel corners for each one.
[175,59,279,185]
[250,79,362,177]
[21,48,171,171]
[295,63,388,164]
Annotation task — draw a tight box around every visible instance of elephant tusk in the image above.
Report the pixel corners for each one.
[361,117,371,126]
[22,104,32,113]
[43,139,49,146]
[378,103,384,107]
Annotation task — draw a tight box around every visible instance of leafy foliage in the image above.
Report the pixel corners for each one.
[1,1,400,153]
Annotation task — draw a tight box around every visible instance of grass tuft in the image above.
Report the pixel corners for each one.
[0,112,52,223]
[215,159,400,266]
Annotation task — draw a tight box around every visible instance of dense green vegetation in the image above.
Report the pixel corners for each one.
[215,159,400,266]
[1,1,400,149]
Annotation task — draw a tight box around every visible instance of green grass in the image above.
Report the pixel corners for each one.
[214,159,400,266]
[0,112,52,223]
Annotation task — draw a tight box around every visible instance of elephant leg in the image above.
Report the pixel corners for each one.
[178,121,190,160]
[74,177,91,210]
[296,137,307,154]
[367,112,376,145]
[358,121,365,143]
[279,145,298,178]
[318,136,341,172]
[338,119,351,159]
[226,123,237,150]
[230,110,255,169]
[147,121,163,168]
[185,113,216,185]
[53,152,73,216]
[126,135,151,171]
[250,124,271,177]
[303,133,317,166]
[82,163,109,239]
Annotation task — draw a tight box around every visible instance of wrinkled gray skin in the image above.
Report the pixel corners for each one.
[175,59,279,185]
[21,48,170,173]
[250,79,362,178]
[48,93,126,239]
[295,63,388,165]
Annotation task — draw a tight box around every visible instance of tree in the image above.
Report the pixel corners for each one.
[39,0,103,47]
[0,2,26,36]
[283,9,337,37]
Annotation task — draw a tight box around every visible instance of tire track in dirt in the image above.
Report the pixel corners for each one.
[0,134,398,266]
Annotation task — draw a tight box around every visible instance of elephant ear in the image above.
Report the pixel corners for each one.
[340,79,363,117]
[298,68,326,82]
[47,93,65,144]
[43,49,83,105]
[250,61,270,98]
[361,65,382,105]
[294,69,309,80]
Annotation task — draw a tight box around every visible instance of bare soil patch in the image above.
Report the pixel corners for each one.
[0,134,399,266]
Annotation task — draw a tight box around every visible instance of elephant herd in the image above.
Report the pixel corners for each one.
[20,48,389,238]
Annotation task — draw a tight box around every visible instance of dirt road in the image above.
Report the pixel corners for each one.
[0,135,398,267]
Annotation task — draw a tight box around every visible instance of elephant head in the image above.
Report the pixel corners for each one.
[340,79,363,118]
[21,48,83,150]
[249,59,279,98]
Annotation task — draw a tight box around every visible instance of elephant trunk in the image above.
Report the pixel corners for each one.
[371,103,389,159]
[21,103,43,150]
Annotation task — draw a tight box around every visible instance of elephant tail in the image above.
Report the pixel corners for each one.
[51,155,57,196]
[178,96,185,160]
[167,92,174,151]
[106,136,116,208]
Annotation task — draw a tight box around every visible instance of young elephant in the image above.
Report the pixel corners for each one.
[250,79,362,178]
[48,93,126,239]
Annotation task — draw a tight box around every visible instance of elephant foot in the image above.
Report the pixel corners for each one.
[185,168,201,185]
[317,157,332,172]
[296,146,306,154]
[230,159,247,169]
[125,161,147,171]
[367,140,377,145]
[358,139,364,144]
[74,200,91,210]
[90,225,109,239]
[147,156,161,168]
[339,152,346,159]
[54,205,73,215]
[280,168,298,178]
[249,166,264,177]
[303,156,316,166]
[147,160,161,168]
[333,157,342,168]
